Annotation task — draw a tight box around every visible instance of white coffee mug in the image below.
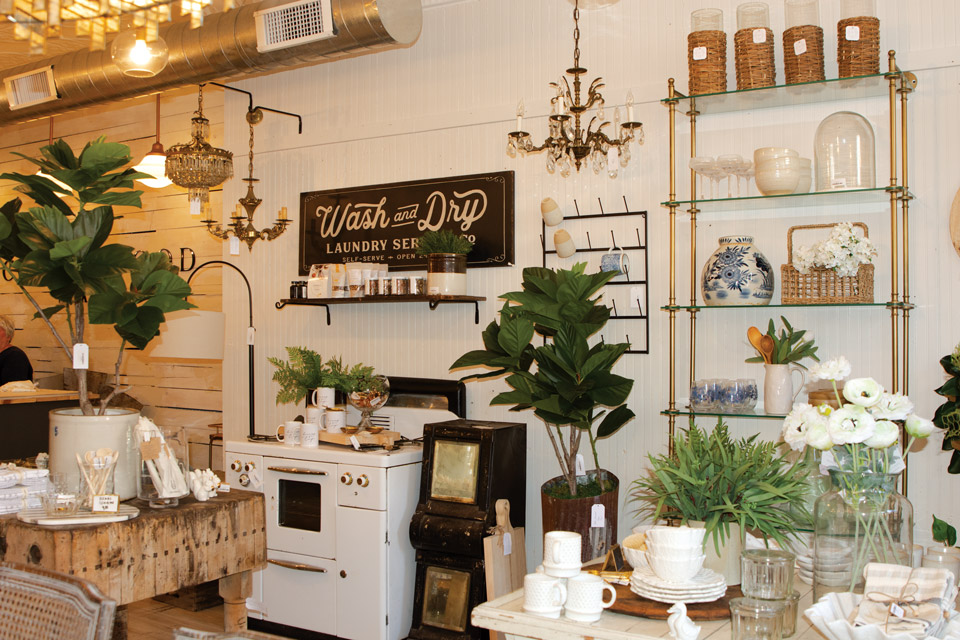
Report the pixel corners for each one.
[276,421,301,447]
[543,531,582,577]
[522,573,567,619]
[564,572,617,623]
[310,387,336,409]
[322,407,346,433]
[300,422,319,448]
[306,405,322,426]
[554,229,576,258]
[541,197,564,227]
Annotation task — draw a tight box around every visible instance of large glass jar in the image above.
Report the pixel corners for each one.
[137,425,190,508]
[813,470,913,600]
[814,111,876,191]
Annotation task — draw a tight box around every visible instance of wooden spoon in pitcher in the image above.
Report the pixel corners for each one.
[747,326,768,364]
[759,334,776,365]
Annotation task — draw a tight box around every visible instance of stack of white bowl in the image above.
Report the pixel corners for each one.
[644,526,707,582]
[754,147,812,196]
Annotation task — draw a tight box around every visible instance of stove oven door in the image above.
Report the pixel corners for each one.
[263,456,337,556]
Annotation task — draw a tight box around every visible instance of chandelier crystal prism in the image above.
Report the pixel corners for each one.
[165,84,234,217]
[506,0,643,178]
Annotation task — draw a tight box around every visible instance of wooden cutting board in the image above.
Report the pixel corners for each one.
[483,499,526,640]
[950,186,960,258]
[608,582,742,620]
[317,429,402,449]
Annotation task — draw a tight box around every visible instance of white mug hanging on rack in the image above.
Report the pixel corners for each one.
[554,230,576,258]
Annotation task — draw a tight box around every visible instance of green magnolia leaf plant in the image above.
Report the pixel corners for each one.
[932,514,958,547]
[450,263,635,498]
[0,137,194,415]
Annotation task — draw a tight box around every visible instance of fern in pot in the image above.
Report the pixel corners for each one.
[0,138,193,499]
[416,229,473,296]
[452,263,634,561]
[630,420,810,584]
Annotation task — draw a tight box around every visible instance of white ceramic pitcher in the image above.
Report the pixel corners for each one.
[763,364,805,415]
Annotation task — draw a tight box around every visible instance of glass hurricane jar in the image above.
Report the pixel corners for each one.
[813,470,913,600]
[137,425,190,508]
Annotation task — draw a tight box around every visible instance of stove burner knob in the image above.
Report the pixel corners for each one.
[239,473,250,487]
[230,460,242,472]
[340,473,353,485]
[356,474,369,488]
[243,462,256,473]
[340,570,347,578]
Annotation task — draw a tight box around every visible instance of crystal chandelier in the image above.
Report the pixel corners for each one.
[165,84,234,217]
[506,0,643,178]
[4,0,221,55]
[201,107,290,250]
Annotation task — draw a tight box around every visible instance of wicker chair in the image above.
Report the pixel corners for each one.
[0,562,116,640]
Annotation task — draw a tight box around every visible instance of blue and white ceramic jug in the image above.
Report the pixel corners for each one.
[701,236,774,306]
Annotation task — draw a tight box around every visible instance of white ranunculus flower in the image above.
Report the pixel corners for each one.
[828,405,877,445]
[905,414,935,439]
[868,392,915,421]
[782,404,811,451]
[864,420,900,449]
[842,377,884,407]
[806,421,834,450]
[810,356,852,382]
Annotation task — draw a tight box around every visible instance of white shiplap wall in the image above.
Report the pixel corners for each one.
[215,0,960,567]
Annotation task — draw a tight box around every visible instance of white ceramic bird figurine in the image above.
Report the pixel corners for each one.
[667,602,701,640]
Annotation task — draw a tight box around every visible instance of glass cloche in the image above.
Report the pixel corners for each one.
[814,111,876,191]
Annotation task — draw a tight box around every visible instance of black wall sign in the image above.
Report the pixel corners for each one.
[299,171,515,273]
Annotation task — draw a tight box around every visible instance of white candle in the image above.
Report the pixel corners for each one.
[626,90,635,122]
[516,100,524,131]
[280,206,288,221]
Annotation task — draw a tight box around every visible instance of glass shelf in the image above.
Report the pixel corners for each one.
[662,186,905,212]
[662,408,786,420]
[662,72,898,116]
[662,302,895,311]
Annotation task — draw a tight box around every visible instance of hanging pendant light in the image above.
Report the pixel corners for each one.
[111,29,170,78]
[165,85,234,216]
[134,95,172,189]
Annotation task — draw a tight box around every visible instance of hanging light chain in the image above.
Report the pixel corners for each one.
[247,116,255,181]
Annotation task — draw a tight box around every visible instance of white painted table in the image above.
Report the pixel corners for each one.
[472,579,824,640]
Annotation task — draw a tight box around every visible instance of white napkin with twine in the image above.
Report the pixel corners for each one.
[854,563,957,637]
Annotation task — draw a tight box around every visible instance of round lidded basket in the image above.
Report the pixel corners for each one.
[783,0,824,84]
[734,2,775,90]
[837,0,880,77]
[688,9,727,95]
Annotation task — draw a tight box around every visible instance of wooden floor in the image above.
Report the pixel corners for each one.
[127,598,227,640]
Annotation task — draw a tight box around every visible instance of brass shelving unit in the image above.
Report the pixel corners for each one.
[661,52,917,460]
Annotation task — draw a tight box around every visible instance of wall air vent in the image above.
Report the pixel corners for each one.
[254,0,336,53]
[4,67,58,110]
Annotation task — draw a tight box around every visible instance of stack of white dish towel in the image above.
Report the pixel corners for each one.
[0,465,49,514]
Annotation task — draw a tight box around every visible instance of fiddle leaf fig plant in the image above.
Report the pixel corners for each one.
[0,137,194,415]
[933,342,960,474]
[451,263,634,498]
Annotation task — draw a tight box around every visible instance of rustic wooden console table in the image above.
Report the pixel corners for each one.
[0,490,266,636]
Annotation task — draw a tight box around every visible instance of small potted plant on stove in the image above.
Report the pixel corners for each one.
[416,229,473,296]
[451,263,634,561]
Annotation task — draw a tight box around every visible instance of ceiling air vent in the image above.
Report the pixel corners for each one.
[4,67,58,110]
[254,0,336,53]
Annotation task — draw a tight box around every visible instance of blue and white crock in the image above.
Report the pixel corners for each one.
[701,236,774,306]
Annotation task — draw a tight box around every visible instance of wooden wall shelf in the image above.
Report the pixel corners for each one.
[275,295,486,325]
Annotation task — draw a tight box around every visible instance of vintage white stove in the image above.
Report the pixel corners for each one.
[224,379,463,640]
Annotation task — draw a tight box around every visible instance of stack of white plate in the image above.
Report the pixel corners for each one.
[630,565,727,604]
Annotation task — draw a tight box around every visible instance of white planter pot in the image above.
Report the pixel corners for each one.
[692,520,743,585]
[49,408,140,500]
[426,253,467,295]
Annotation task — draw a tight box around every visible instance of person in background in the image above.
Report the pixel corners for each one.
[0,315,33,386]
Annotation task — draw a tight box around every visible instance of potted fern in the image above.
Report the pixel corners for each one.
[630,420,810,585]
[0,137,194,498]
[451,263,634,561]
[416,229,473,296]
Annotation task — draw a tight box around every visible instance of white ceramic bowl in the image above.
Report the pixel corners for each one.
[621,533,649,570]
[793,157,813,193]
[756,166,801,195]
[647,553,706,583]
[645,541,704,559]
[754,146,799,165]
[644,525,705,546]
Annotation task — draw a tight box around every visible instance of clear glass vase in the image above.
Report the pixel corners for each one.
[813,470,913,600]
[137,425,190,508]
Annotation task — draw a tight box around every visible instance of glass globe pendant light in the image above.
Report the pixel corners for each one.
[111,29,169,78]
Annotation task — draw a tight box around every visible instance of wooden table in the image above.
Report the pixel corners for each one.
[0,490,266,636]
[472,577,822,640]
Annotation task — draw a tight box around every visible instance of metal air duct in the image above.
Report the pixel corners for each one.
[0,0,421,125]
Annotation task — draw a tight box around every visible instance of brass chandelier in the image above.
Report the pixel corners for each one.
[506,0,643,178]
[4,0,220,54]
[201,106,290,250]
[165,84,234,217]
